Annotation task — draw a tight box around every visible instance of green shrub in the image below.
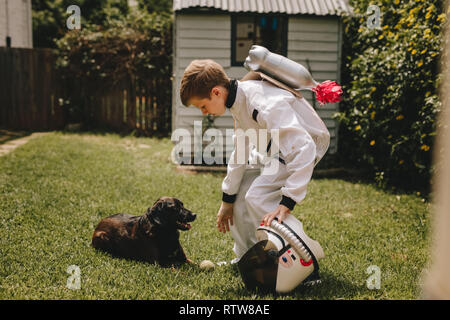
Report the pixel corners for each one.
[55,8,172,87]
[54,7,172,123]
[337,0,445,192]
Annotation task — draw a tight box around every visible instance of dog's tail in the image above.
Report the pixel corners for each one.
[91,230,110,252]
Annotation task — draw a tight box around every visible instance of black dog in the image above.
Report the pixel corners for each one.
[91,197,196,266]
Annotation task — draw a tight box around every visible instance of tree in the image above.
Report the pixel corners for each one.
[32,0,129,48]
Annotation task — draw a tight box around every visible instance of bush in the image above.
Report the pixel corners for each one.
[54,7,172,124]
[336,0,446,192]
[55,8,172,87]
[32,0,130,48]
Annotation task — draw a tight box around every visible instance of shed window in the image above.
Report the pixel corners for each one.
[232,15,287,66]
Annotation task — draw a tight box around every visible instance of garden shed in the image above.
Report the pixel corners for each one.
[172,0,352,161]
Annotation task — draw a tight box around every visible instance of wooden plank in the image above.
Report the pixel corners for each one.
[0,49,6,126]
[113,86,122,130]
[178,48,231,59]
[29,48,37,130]
[178,29,230,40]
[178,58,231,69]
[21,49,31,130]
[145,94,151,134]
[287,51,338,62]
[288,31,338,42]
[178,38,230,49]
[23,49,31,130]
[13,49,21,129]
[136,87,142,131]
[178,14,230,30]
[42,49,51,130]
[149,82,155,134]
[33,48,41,129]
[289,40,338,52]
[126,77,137,131]
[288,16,339,33]
[12,49,21,129]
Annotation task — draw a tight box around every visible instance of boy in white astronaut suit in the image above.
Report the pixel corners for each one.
[180,59,330,262]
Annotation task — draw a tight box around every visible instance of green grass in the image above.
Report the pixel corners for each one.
[0,131,431,299]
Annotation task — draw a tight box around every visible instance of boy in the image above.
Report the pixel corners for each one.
[180,59,330,263]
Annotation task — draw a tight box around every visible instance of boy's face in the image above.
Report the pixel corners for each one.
[188,86,227,116]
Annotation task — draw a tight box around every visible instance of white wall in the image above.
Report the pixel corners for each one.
[0,0,33,48]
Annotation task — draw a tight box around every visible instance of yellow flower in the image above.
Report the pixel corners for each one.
[399,160,404,165]
[421,49,427,54]
[426,12,432,19]
[437,13,446,22]
[417,60,423,67]
[370,111,376,120]
[396,115,404,120]
[421,145,430,151]
[378,34,384,40]
[370,140,375,146]
[425,91,431,97]
[421,133,427,138]
[355,125,361,131]
[411,49,417,55]
[370,87,377,93]
[394,0,400,4]
[358,28,363,33]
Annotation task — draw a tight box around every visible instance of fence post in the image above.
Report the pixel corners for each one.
[126,75,137,132]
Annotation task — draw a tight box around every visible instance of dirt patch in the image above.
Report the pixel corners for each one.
[0,131,51,157]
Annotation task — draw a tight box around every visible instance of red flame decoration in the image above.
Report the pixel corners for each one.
[312,80,343,106]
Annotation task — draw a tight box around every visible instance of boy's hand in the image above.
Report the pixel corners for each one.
[217,202,234,233]
[262,205,291,226]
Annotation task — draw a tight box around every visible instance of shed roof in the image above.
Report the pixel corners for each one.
[173,0,352,16]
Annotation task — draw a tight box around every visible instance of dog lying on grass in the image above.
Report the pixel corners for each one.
[92,197,196,267]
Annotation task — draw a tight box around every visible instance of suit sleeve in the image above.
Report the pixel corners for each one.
[257,97,317,209]
[221,123,250,203]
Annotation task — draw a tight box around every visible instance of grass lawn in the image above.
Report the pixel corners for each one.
[0,131,431,299]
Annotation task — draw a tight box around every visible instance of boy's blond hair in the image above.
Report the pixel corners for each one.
[180,59,230,106]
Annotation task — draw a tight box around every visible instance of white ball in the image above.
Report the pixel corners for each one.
[199,260,215,270]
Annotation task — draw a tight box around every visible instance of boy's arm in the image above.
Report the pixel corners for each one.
[221,127,250,204]
[218,128,250,233]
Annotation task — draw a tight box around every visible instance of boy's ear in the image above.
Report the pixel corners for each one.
[211,86,221,96]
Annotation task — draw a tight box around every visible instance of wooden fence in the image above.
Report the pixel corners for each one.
[0,47,65,131]
[0,47,172,136]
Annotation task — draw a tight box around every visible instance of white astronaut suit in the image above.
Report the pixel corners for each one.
[222,79,330,262]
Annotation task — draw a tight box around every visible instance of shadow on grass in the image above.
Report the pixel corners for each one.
[56,122,171,140]
[220,265,364,299]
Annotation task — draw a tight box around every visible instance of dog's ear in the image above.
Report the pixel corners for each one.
[147,200,168,226]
